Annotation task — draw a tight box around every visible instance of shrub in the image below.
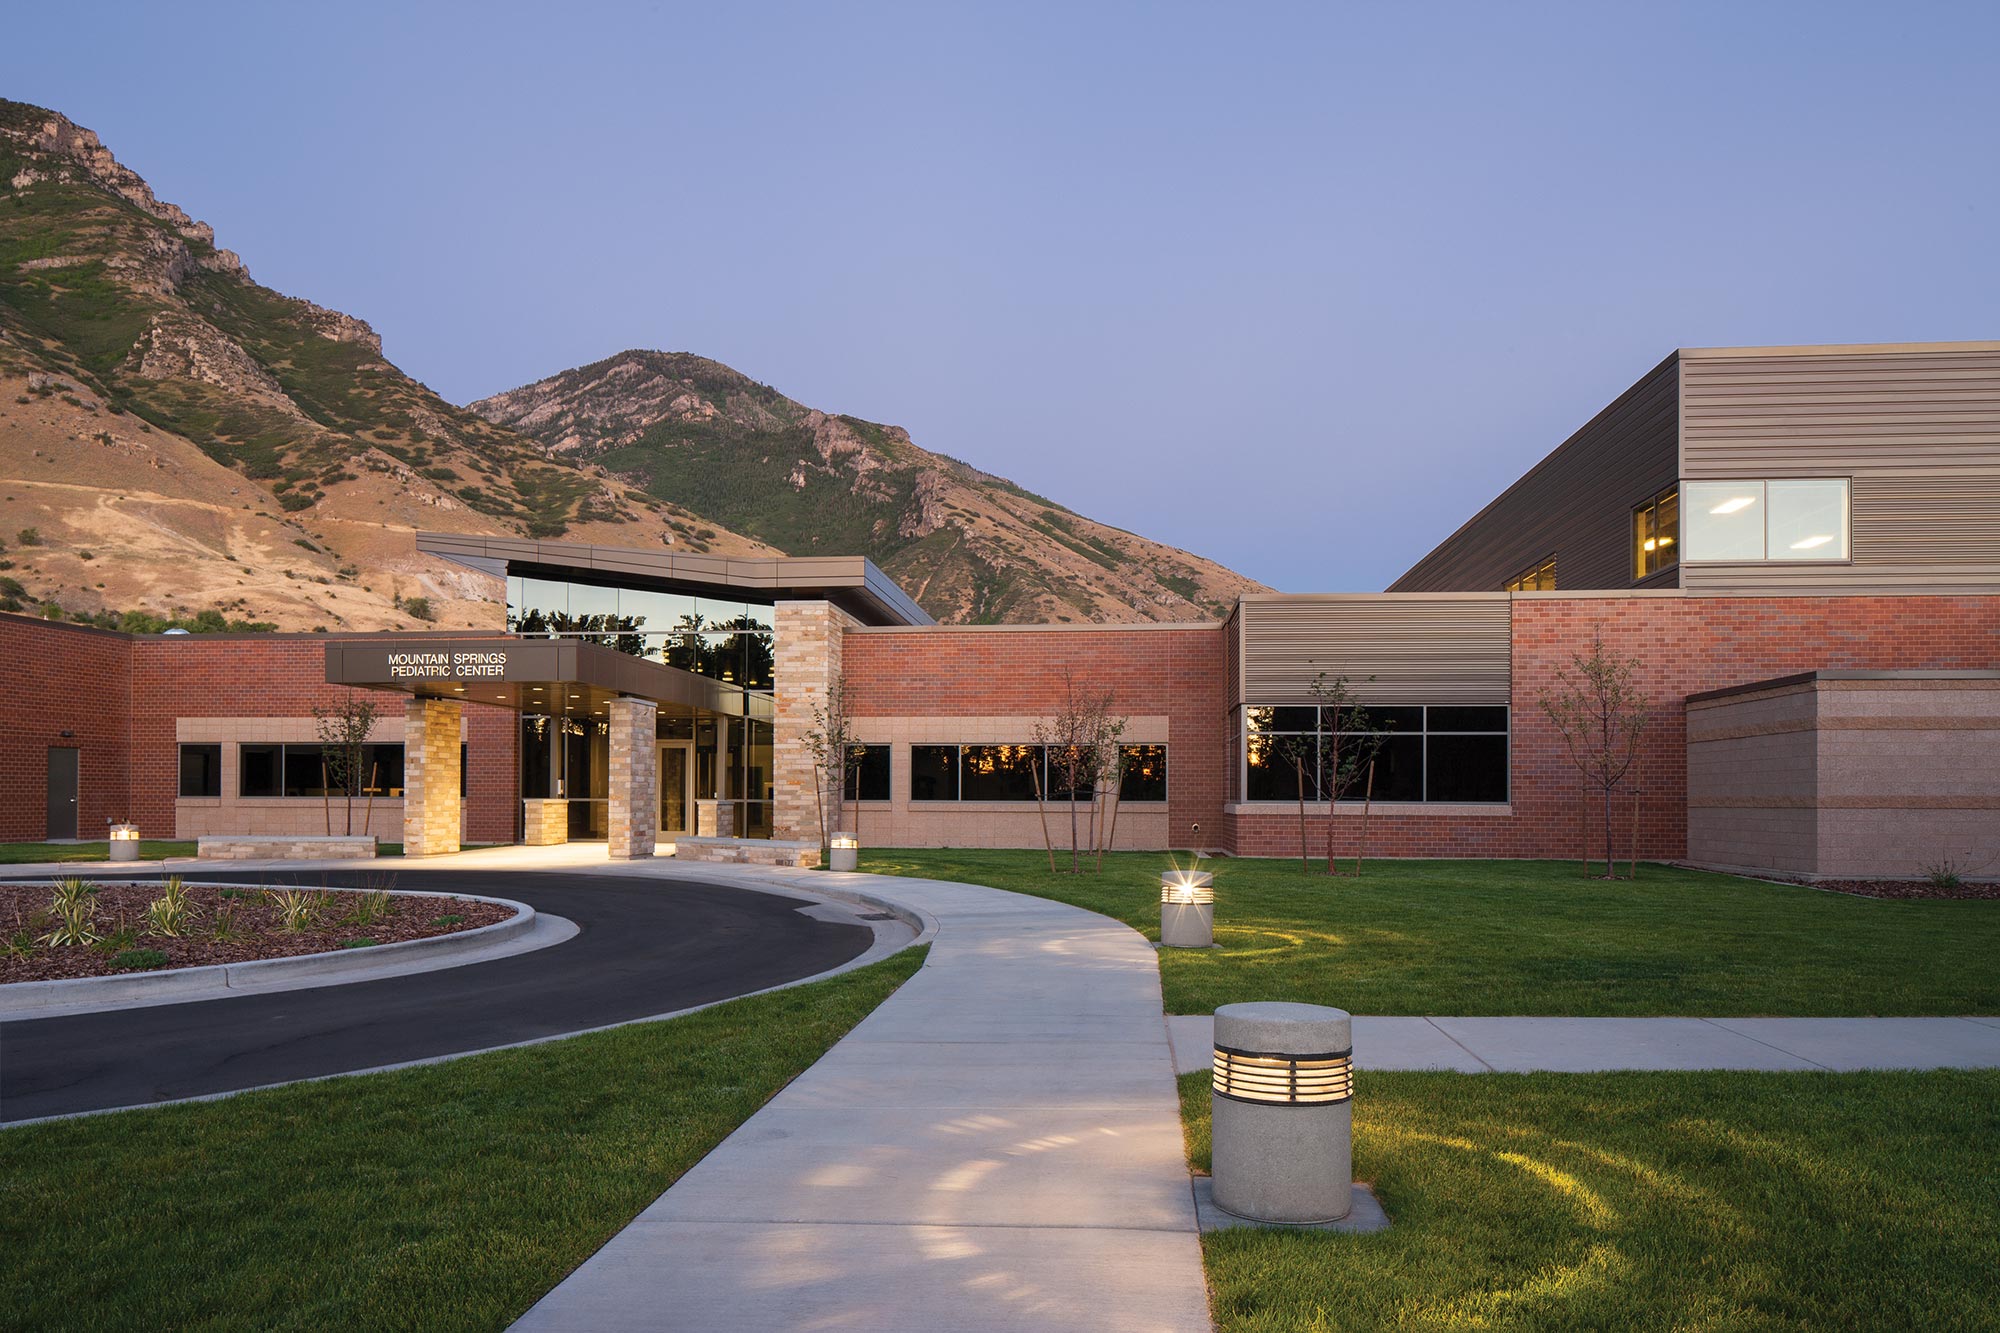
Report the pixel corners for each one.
[271,888,327,932]
[143,876,193,937]
[210,905,245,943]
[2,929,37,959]
[344,889,396,926]
[402,595,435,622]
[15,527,39,546]
[111,948,168,971]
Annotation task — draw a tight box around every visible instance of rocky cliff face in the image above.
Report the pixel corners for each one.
[0,98,1263,631]
[474,351,1267,623]
[0,100,774,632]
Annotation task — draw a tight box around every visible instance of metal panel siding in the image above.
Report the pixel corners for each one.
[1239,595,1510,705]
[1680,347,2000,595]
[1390,357,1680,593]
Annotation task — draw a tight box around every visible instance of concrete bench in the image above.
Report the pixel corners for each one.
[198,835,378,861]
[672,836,820,869]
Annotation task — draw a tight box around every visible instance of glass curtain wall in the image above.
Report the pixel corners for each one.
[507,576,776,690]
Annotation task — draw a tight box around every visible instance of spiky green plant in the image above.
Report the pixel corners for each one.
[270,888,327,932]
[39,895,100,948]
[2,929,37,959]
[344,888,396,927]
[143,876,193,937]
[210,904,245,943]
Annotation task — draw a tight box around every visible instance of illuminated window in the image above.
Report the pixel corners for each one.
[1684,479,1849,562]
[1632,486,1679,579]
[1505,555,1556,592]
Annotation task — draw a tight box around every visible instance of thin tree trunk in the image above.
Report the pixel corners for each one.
[812,756,827,862]
[1032,760,1056,873]
[1356,760,1375,876]
[1103,783,1122,863]
[1629,786,1640,881]
[1069,759,1081,873]
[1295,756,1309,872]
[1602,785,1614,880]
[321,760,331,836]
[363,761,378,838]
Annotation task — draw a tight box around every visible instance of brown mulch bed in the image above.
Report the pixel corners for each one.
[0,881,514,983]
[1801,878,2000,901]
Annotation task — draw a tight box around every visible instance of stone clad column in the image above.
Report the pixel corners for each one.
[608,697,658,859]
[403,698,462,856]
[773,600,862,843]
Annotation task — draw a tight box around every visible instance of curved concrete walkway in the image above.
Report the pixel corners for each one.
[514,864,1211,1333]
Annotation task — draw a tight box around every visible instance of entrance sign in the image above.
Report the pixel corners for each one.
[385,650,513,680]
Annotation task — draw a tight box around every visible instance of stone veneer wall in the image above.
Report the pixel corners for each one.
[403,698,463,856]
[522,797,570,846]
[773,601,862,844]
[607,697,658,859]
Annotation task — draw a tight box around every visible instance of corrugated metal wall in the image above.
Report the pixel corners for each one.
[1238,594,1511,705]
[1389,357,1681,593]
[1680,345,2000,595]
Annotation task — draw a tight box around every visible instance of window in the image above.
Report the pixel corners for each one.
[1632,486,1679,579]
[237,743,410,798]
[178,744,222,798]
[1505,555,1556,592]
[1239,705,1508,804]
[910,745,958,801]
[844,744,890,802]
[1684,479,1849,562]
[908,744,1170,802]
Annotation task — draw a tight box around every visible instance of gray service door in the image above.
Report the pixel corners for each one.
[46,746,78,840]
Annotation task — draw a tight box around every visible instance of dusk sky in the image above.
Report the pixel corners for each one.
[7,2,1995,592]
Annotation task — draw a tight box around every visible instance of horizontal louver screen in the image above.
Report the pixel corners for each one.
[1239,595,1510,706]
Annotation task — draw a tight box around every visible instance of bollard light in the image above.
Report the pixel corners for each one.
[1160,869,1214,948]
[108,822,141,863]
[828,833,860,872]
[1210,1001,1354,1224]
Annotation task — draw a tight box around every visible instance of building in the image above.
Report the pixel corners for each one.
[4,341,1996,879]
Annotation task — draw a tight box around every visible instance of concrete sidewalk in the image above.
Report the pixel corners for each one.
[514,867,1210,1333]
[1167,1013,2000,1075]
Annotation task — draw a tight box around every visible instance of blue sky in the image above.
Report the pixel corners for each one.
[7,2,1996,591]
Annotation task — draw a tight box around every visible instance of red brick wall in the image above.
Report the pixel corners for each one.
[0,616,134,840]
[1231,594,2000,860]
[842,626,1231,849]
[0,618,519,844]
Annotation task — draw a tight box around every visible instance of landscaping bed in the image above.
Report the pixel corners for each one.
[1784,876,2000,901]
[0,881,511,983]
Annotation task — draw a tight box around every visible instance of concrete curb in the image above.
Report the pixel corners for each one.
[0,885,538,1019]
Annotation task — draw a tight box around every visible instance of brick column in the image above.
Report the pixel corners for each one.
[403,697,462,856]
[773,600,862,843]
[608,697,658,859]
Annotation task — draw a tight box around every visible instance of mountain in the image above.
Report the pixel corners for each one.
[472,352,1265,622]
[0,100,776,632]
[0,99,1264,631]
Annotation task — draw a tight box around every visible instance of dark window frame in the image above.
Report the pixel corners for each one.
[1632,484,1680,580]
[1239,705,1509,806]
[907,744,1170,804]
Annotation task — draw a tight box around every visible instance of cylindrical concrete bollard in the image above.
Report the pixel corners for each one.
[828,833,859,872]
[1211,1001,1353,1223]
[1160,870,1214,948]
[108,823,141,862]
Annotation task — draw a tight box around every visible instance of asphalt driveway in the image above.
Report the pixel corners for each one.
[0,868,873,1122]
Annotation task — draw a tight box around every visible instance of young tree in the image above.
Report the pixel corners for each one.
[1308,672,1384,876]
[1541,632,1652,879]
[1033,668,1128,873]
[312,690,382,837]
[1265,728,1319,872]
[803,677,859,864]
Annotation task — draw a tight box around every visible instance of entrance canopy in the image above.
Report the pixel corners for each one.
[325,637,769,721]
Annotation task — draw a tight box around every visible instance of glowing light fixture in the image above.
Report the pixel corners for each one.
[828,832,859,872]
[108,822,141,862]
[1161,872,1215,906]
[1161,869,1214,947]
[1212,1045,1353,1105]
[1709,495,1758,515]
[1790,534,1833,550]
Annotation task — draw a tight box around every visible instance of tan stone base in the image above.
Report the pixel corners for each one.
[523,799,570,846]
[198,835,377,860]
[674,836,820,868]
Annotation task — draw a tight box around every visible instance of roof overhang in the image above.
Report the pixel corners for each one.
[325,637,770,721]
[416,532,933,627]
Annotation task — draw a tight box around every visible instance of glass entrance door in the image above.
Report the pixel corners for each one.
[658,742,693,835]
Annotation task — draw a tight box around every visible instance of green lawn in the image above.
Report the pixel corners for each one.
[0,840,200,864]
[1179,1068,2000,1331]
[861,850,2000,1016]
[0,947,925,1333]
